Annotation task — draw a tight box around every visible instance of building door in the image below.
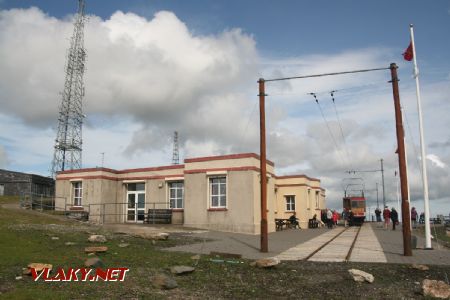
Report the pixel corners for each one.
[126,183,145,223]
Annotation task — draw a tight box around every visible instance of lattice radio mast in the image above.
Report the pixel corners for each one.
[172,131,180,165]
[51,0,86,178]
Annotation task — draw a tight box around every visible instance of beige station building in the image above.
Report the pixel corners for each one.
[55,153,326,234]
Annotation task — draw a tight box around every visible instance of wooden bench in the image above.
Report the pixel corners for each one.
[145,209,172,224]
[275,218,295,231]
[308,219,319,228]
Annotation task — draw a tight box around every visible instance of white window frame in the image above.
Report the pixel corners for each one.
[285,195,295,211]
[209,176,227,208]
[168,181,184,209]
[72,181,82,207]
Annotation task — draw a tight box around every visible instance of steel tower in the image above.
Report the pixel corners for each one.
[51,0,86,178]
[172,131,180,165]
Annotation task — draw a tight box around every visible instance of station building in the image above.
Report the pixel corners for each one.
[55,153,325,234]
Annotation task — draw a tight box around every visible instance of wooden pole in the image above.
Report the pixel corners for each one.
[258,78,268,253]
[389,63,412,256]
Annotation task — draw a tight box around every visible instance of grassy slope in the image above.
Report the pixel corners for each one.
[1,196,450,299]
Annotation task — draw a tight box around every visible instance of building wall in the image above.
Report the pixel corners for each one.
[0,169,54,197]
[54,153,326,234]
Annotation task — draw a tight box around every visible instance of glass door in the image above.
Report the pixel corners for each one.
[126,183,145,223]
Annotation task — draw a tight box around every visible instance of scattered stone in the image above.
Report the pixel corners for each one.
[118,243,129,248]
[170,266,195,275]
[88,235,107,243]
[151,240,156,245]
[51,237,59,240]
[65,242,76,246]
[255,257,280,268]
[152,274,178,290]
[249,262,257,267]
[141,232,169,240]
[22,268,31,275]
[88,252,95,257]
[412,264,429,271]
[85,246,108,253]
[348,269,374,283]
[27,263,53,272]
[422,279,450,299]
[190,254,201,261]
[84,257,104,268]
[15,276,22,280]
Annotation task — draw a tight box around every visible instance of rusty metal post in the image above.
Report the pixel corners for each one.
[259,78,268,253]
[390,63,412,256]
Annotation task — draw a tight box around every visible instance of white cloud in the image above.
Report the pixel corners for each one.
[0,145,8,168]
[427,154,446,169]
[0,7,448,216]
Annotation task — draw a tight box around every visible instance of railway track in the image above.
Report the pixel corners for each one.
[277,225,363,262]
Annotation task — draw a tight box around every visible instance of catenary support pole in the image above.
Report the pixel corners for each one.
[258,78,268,253]
[390,63,412,256]
[380,159,386,208]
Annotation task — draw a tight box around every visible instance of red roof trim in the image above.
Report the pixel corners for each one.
[275,175,320,182]
[184,153,275,167]
[57,174,184,182]
[57,165,185,175]
[184,166,260,174]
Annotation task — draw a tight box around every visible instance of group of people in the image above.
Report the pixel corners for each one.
[374,206,420,230]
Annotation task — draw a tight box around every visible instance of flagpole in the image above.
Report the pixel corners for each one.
[409,24,432,249]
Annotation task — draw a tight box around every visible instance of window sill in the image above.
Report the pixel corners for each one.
[70,206,84,211]
[208,208,228,212]
[171,208,184,212]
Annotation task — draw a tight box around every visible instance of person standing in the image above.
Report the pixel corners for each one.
[326,209,333,229]
[342,208,348,227]
[375,208,382,223]
[391,207,399,230]
[411,207,418,229]
[383,206,391,230]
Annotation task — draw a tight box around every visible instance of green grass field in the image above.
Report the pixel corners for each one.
[1,196,450,299]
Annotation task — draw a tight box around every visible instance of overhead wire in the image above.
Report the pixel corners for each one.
[330,90,353,170]
[402,106,423,181]
[310,92,348,169]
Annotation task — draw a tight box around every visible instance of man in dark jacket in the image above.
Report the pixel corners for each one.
[390,207,399,230]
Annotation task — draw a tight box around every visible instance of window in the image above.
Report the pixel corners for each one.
[169,181,184,209]
[210,177,226,208]
[285,195,295,211]
[0,184,4,196]
[73,182,82,206]
[315,191,320,208]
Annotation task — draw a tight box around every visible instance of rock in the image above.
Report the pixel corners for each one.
[412,264,429,271]
[27,263,53,272]
[255,257,280,268]
[152,274,178,290]
[249,262,257,267]
[422,279,450,299]
[348,269,374,283]
[65,242,76,246]
[151,240,156,245]
[88,235,107,243]
[15,276,22,280]
[191,254,201,261]
[84,257,104,268]
[118,243,129,248]
[88,252,95,256]
[141,232,169,240]
[170,266,195,275]
[51,237,59,240]
[22,268,31,275]
[85,246,108,253]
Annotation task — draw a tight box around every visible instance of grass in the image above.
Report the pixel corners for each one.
[414,224,450,244]
[1,196,450,299]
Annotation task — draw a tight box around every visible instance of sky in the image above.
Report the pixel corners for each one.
[0,0,449,217]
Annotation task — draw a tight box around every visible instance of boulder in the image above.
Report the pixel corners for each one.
[51,237,59,240]
[65,242,76,246]
[27,263,53,272]
[348,269,374,283]
[88,235,107,243]
[118,243,129,248]
[85,246,108,253]
[152,274,178,290]
[190,254,201,261]
[422,279,450,299]
[255,257,280,268]
[84,257,104,268]
[170,266,195,275]
[142,232,169,240]
[411,264,429,271]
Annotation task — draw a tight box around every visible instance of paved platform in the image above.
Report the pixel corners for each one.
[165,223,450,265]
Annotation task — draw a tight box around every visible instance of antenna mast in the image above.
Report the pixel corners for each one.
[51,0,86,178]
[172,131,180,165]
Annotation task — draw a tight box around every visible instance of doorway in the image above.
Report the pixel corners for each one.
[126,183,145,223]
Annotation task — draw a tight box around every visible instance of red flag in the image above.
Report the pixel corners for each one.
[403,42,413,61]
